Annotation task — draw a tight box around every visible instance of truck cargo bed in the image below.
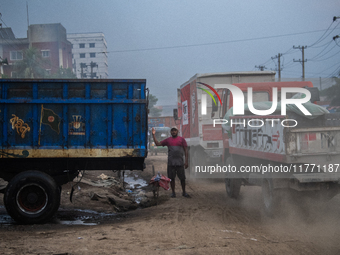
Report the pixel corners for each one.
[0,79,148,181]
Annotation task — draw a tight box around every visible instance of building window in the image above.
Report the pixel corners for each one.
[41,50,50,58]
[11,71,18,78]
[90,53,96,58]
[46,69,51,75]
[10,51,23,60]
[79,43,85,48]
[80,53,86,58]
[89,43,95,48]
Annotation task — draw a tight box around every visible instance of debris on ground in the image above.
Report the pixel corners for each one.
[67,171,165,212]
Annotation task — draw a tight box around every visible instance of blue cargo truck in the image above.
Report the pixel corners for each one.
[0,79,148,224]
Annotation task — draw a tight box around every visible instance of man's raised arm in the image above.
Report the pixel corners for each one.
[152,127,162,146]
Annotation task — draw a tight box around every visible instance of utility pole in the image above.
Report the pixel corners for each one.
[255,65,266,71]
[80,63,86,78]
[293,45,307,81]
[319,77,322,91]
[90,62,98,78]
[271,53,282,81]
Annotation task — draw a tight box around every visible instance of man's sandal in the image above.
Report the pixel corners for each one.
[182,193,191,198]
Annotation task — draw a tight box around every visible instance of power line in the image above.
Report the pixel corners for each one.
[310,49,340,62]
[309,41,337,61]
[107,28,340,53]
[308,20,334,47]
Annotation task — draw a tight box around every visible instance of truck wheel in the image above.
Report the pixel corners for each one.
[262,179,279,216]
[225,178,241,198]
[4,171,61,224]
[225,157,241,198]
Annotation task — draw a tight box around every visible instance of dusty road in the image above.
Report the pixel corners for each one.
[1,155,340,255]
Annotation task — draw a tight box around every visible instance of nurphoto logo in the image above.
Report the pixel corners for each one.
[200,84,311,116]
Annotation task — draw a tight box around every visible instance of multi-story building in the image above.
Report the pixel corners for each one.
[67,33,108,79]
[0,23,72,77]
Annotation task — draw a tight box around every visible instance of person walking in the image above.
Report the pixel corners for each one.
[152,126,190,198]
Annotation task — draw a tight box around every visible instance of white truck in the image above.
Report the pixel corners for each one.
[219,81,340,215]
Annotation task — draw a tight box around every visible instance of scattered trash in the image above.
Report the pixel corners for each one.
[149,171,171,191]
[97,173,109,180]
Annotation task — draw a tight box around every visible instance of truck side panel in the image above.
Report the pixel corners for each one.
[229,113,340,165]
[0,79,147,179]
[229,115,286,162]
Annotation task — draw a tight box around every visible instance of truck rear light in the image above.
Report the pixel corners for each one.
[207,142,219,148]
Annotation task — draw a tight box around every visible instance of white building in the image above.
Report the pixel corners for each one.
[67,32,108,79]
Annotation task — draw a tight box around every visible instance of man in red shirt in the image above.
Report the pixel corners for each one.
[152,126,190,198]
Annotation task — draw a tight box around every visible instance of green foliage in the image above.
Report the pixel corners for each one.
[49,67,77,79]
[148,94,162,117]
[12,47,76,79]
[13,47,49,78]
[320,75,340,106]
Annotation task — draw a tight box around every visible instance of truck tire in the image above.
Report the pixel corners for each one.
[261,179,279,216]
[4,171,61,224]
[225,157,241,198]
[225,178,241,199]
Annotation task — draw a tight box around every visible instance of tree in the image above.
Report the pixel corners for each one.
[13,47,48,78]
[49,67,77,79]
[148,94,162,117]
[320,73,340,106]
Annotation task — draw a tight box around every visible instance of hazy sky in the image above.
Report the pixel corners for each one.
[0,0,339,105]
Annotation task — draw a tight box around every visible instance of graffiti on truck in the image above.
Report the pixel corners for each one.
[231,119,284,154]
[10,114,31,139]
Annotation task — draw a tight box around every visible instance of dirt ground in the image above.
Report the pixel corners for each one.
[1,155,340,255]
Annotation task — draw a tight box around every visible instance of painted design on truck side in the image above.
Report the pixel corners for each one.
[182,100,188,125]
[190,81,199,137]
[10,114,31,138]
[180,83,191,138]
[69,115,85,135]
[0,150,29,158]
[40,105,61,134]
